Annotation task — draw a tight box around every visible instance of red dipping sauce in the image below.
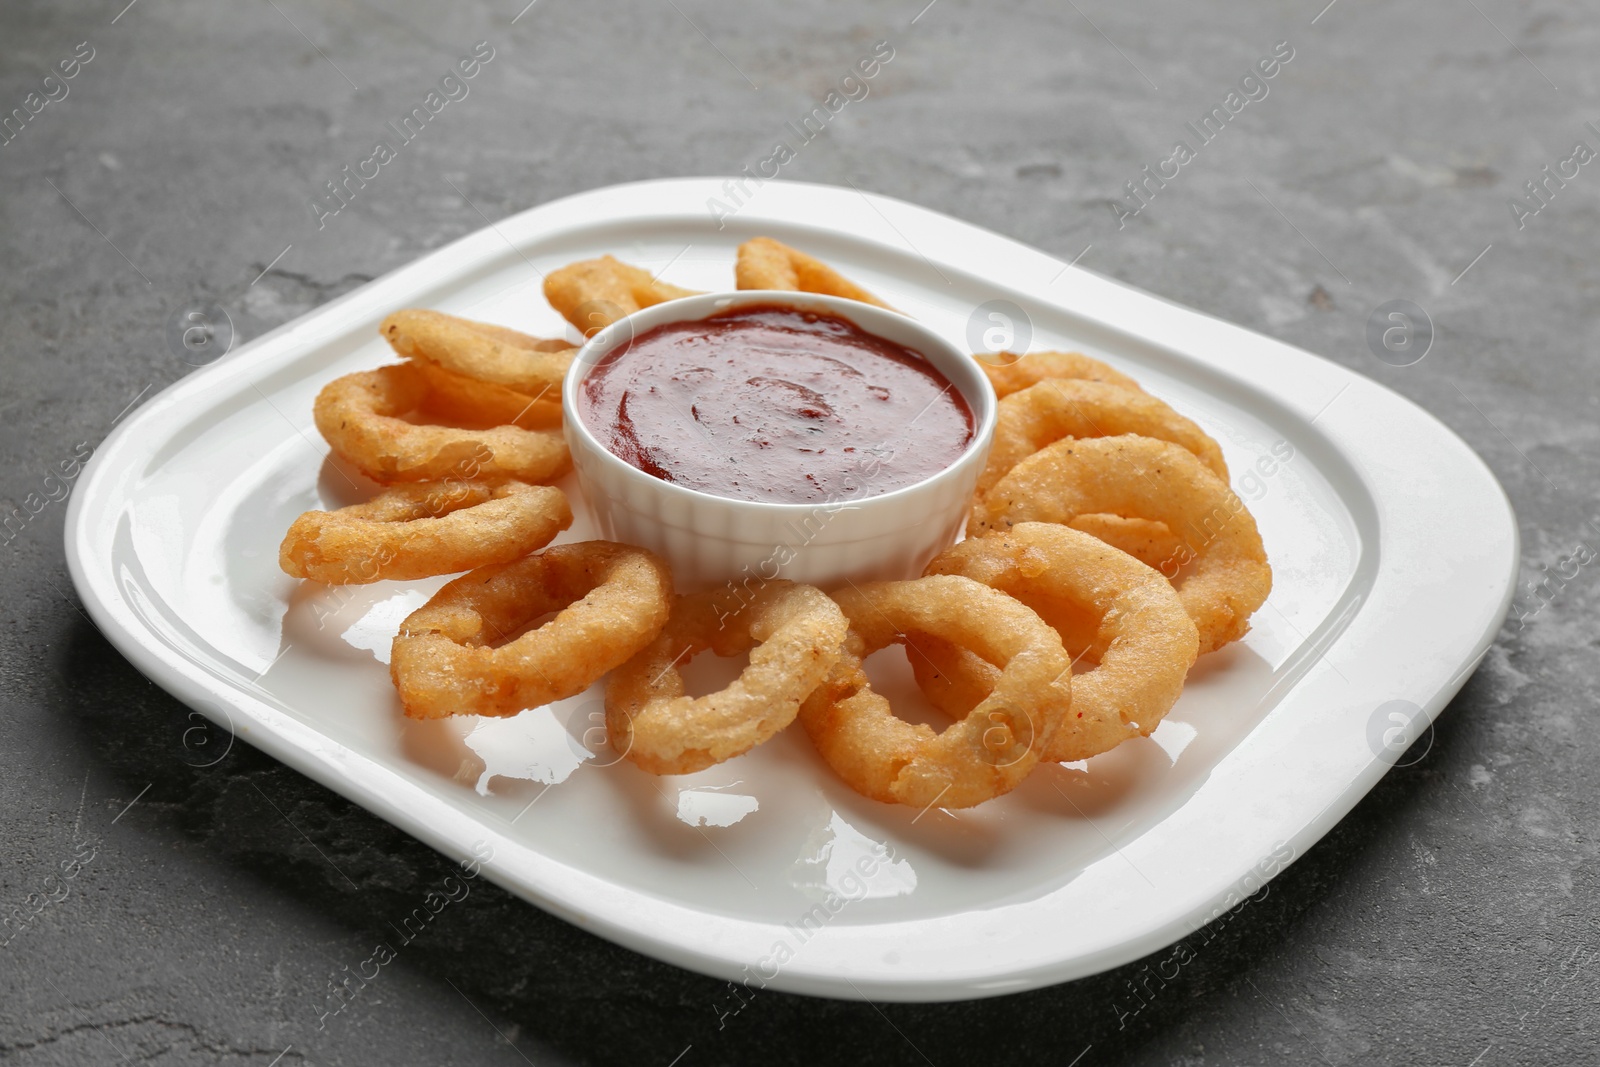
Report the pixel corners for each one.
[578,305,974,504]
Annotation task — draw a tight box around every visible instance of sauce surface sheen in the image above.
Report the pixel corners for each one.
[578,305,974,504]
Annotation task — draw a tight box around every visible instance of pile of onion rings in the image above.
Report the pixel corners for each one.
[270,238,1270,815]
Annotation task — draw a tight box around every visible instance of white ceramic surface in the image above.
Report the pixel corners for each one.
[563,290,996,591]
[64,178,1518,1002]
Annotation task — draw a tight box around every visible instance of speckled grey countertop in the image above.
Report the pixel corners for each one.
[2,1,1595,1064]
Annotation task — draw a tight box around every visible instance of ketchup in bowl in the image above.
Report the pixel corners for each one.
[577,304,973,504]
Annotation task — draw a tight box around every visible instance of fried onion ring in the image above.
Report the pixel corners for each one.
[797,576,1071,808]
[412,357,562,431]
[972,435,1272,654]
[606,581,847,774]
[390,541,673,719]
[543,255,699,336]
[380,309,574,396]
[734,237,893,309]
[460,320,576,354]
[279,481,572,585]
[977,350,1145,397]
[1067,514,1185,572]
[976,378,1227,499]
[911,523,1199,762]
[314,364,570,485]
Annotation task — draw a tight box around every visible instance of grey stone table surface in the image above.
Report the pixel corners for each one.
[1,0,1595,1063]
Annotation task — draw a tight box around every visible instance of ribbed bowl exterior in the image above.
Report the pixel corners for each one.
[562,291,996,593]
[569,435,987,591]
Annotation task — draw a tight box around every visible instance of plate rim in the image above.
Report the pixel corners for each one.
[65,176,1519,1001]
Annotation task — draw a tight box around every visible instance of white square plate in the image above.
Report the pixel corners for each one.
[66,178,1517,1001]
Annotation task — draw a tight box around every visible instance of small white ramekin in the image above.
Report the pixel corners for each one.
[562,291,996,592]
